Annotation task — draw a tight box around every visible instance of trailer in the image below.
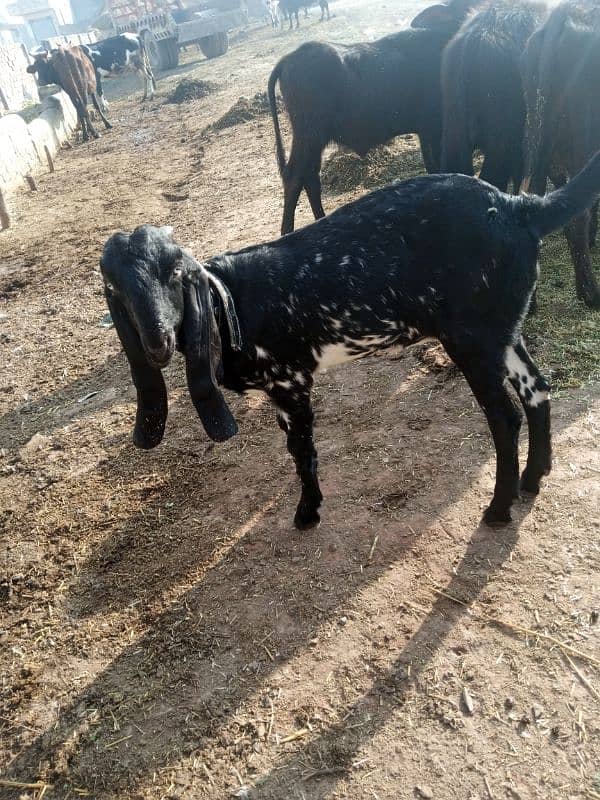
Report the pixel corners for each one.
[107,0,247,70]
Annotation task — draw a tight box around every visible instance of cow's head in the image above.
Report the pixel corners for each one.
[26,49,59,86]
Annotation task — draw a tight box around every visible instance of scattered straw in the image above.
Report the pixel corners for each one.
[103,733,133,750]
[367,534,379,563]
[302,766,346,781]
[563,653,600,701]
[211,92,281,131]
[430,585,600,666]
[279,727,310,744]
[0,781,51,790]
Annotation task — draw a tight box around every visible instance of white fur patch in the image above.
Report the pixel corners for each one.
[505,346,548,407]
[122,32,140,48]
[313,336,388,372]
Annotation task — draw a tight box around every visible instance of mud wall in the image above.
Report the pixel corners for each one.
[0,90,77,229]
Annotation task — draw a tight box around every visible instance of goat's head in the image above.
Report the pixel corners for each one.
[100,225,237,447]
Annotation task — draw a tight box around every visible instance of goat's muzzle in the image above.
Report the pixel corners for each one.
[145,331,176,369]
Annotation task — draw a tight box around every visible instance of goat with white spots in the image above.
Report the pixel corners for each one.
[100,154,600,529]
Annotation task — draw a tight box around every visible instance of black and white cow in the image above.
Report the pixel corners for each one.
[85,33,156,105]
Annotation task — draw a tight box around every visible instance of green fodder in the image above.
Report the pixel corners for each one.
[525,231,600,391]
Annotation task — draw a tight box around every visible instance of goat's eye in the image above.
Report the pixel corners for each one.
[172,267,183,280]
[104,281,114,293]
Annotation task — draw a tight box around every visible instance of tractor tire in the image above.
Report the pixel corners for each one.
[158,37,179,69]
[198,31,228,59]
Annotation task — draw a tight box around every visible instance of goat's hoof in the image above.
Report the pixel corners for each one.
[520,471,541,496]
[133,420,165,449]
[483,505,511,527]
[294,505,320,530]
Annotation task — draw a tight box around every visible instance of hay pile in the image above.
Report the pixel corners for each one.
[212,92,282,130]
[166,78,217,104]
[321,137,426,193]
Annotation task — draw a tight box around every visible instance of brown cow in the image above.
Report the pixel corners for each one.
[27,45,112,142]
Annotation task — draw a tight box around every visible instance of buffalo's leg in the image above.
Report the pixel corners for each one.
[564,209,600,308]
[281,139,323,234]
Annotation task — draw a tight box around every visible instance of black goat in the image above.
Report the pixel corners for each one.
[440,0,547,192]
[521,0,600,308]
[268,1,469,234]
[100,154,600,529]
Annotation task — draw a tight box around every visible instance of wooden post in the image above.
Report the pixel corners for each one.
[0,189,10,229]
[44,145,55,173]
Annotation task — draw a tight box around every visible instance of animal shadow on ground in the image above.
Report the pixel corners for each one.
[2,346,583,798]
[0,354,131,452]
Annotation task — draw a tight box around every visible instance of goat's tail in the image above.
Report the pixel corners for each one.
[524,150,600,238]
[268,60,286,174]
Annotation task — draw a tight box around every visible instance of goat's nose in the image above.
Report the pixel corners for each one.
[147,337,173,366]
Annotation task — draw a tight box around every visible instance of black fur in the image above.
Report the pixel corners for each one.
[100,156,600,529]
[521,0,600,308]
[440,0,548,192]
[268,1,470,235]
[87,33,156,102]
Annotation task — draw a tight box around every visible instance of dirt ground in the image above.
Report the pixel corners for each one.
[1,1,599,798]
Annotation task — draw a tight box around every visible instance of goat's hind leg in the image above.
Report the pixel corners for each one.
[447,345,522,525]
[269,386,323,529]
[505,338,551,495]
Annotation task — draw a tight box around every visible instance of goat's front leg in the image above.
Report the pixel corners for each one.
[269,386,322,529]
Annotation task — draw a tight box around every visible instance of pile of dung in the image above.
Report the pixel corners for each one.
[212,91,281,130]
[166,78,217,104]
[321,137,426,194]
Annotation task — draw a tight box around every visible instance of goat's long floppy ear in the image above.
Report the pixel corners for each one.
[106,292,168,449]
[181,272,238,443]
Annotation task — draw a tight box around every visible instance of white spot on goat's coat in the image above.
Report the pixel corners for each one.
[505,346,548,407]
[313,336,389,372]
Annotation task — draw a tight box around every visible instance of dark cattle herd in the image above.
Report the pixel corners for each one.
[24,0,600,527]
